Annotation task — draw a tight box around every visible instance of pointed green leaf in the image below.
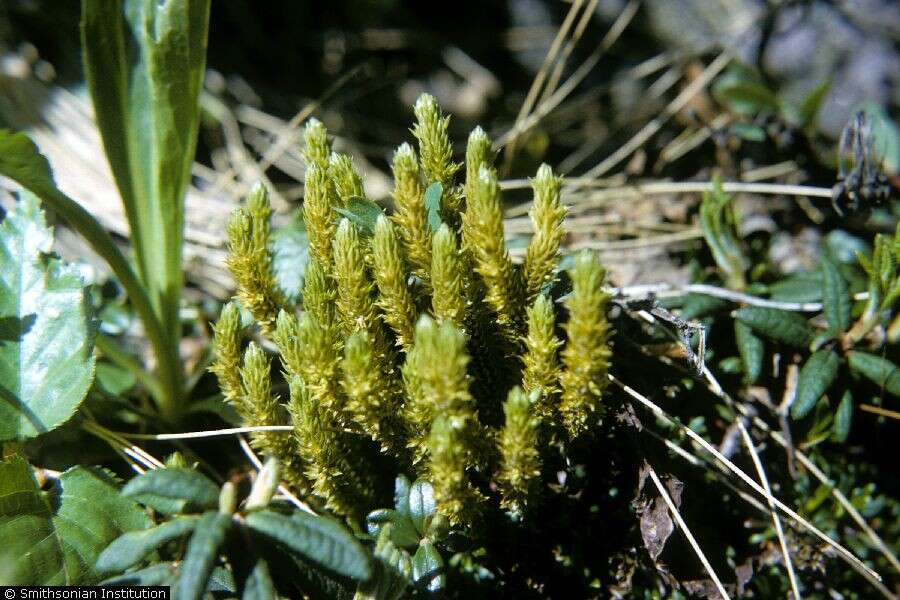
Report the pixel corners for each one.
[848,351,900,396]
[821,259,850,334]
[81,0,211,346]
[0,456,151,584]
[408,479,437,536]
[734,321,764,384]
[0,193,96,440]
[334,197,384,237]
[700,179,746,289]
[734,307,813,347]
[411,540,444,592]
[393,474,413,517]
[97,515,199,574]
[792,350,841,420]
[833,390,853,443]
[797,79,831,128]
[245,510,373,581]
[270,212,309,305]
[242,558,277,600]
[175,511,231,600]
[121,468,220,514]
[424,182,444,232]
[366,509,419,549]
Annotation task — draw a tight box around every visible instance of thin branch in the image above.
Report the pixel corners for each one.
[737,422,802,599]
[580,51,733,180]
[645,462,731,600]
[608,282,869,312]
[119,425,294,441]
[860,404,900,420]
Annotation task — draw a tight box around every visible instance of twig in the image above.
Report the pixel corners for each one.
[737,422,802,599]
[118,425,294,441]
[860,404,900,420]
[645,463,731,599]
[497,0,641,150]
[609,373,883,583]
[608,282,869,313]
[579,51,733,180]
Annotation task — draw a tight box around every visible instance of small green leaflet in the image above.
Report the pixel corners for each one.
[334,197,385,237]
[425,182,444,232]
[848,351,900,396]
[792,350,840,420]
[733,307,813,347]
[821,259,850,334]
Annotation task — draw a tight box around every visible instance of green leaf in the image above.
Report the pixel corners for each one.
[407,479,437,537]
[121,468,220,514]
[716,82,779,114]
[700,179,746,289]
[411,540,444,593]
[175,511,232,600]
[679,294,729,321]
[96,515,199,574]
[792,350,841,420]
[366,509,419,549]
[768,272,823,303]
[245,510,373,581]
[334,197,384,237]
[0,193,96,440]
[797,79,831,128]
[270,212,309,304]
[734,307,813,347]
[393,474,413,517]
[734,321,764,384]
[821,259,850,334]
[424,182,444,232]
[848,351,900,396]
[242,558,277,600]
[833,390,853,443]
[0,456,151,584]
[81,0,211,353]
[0,130,178,419]
[729,123,767,142]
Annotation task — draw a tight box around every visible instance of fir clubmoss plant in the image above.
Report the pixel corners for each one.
[211,95,613,528]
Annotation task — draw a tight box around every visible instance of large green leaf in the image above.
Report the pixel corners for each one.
[0,129,178,418]
[175,511,232,600]
[0,193,95,440]
[0,456,151,584]
[245,509,373,581]
[411,540,444,593]
[81,0,211,362]
[848,351,900,396]
[733,307,813,347]
[833,390,853,443]
[792,350,841,420]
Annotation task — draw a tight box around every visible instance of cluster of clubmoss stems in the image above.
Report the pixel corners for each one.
[212,94,613,527]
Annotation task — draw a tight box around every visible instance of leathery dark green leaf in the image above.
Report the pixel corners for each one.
[792,350,841,420]
[121,468,220,514]
[242,558,277,600]
[96,515,200,574]
[412,540,444,592]
[821,259,850,334]
[848,351,900,396]
[733,307,813,347]
[175,511,232,600]
[833,390,854,443]
[408,479,437,536]
[245,509,373,581]
[734,321,764,384]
